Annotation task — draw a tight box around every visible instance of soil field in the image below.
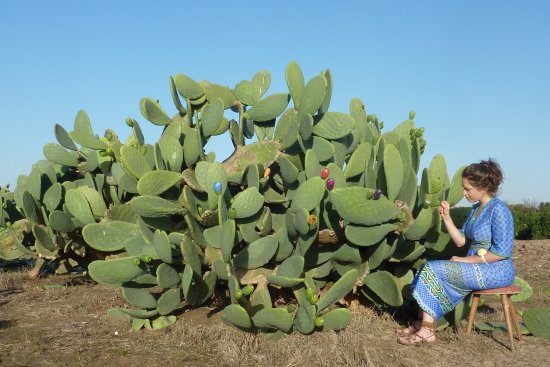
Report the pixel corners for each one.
[1,240,549,367]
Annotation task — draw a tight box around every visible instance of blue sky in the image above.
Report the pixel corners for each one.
[1,1,549,204]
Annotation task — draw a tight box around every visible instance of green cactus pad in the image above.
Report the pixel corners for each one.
[203,225,222,249]
[151,315,177,330]
[299,74,327,116]
[139,97,173,126]
[364,270,403,306]
[266,275,304,288]
[316,269,359,312]
[221,219,236,263]
[404,208,435,240]
[344,142,371,179]
[183,128,201,167]
[393,241,425,263]
[277,255,304,278]
[244,93,290,122]
[522,308,550,339]
[383,144,404,201]
[43,183,62,213]
[182,169,204,193]
[128,195,185,217]
[200,98,224,137]
[428,155,450,194]
[293,287,316,334]
[290,177,325,211]
[152,230,172,264]
[234,80,260,106]
[345,223,398,247]
[303,136,334,162]
[368,238,397,270]
[397,167,418,209]
[65,189,96,225]
[319,308,353,331]
[54,123,78,151]
[312,112,354,140]
[80,186,107,217]
[120,145,152,180]
[511,276,533,302]
[157,135,183,172]
[304,149,321,180]
[174,74,204,100]
[181,265,209,306]
[277,155,299,184]
[233,234,278,269]
[230,187,264,219]
[181,234,202,276]
[88,257,145,286]
[251,70,271,98]
[137,170,182,197]
[169,76,187,114]
[32,224,58,259]
[195,161,228,209]
[49,210,75,232]
[107,308,159,320]
[447,165,467,207]
[222,304,252,330]
[201,81,236,109]
[156,263,181,289]
[156,288,181,316]
[83,221,138,251]
[43,143,79,167]
[330,187,402,225]
[69,131,107,151]
[285,61,305,109]
[291,207,310,235]
[251,308,293,332]
[122,287,157,309]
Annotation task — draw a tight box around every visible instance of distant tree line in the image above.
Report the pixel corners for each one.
[450,202,550,240]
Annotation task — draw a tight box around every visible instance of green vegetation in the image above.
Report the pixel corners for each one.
[509,203,550,240]
[0,61,542,336]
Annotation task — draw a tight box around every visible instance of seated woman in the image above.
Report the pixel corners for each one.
[397,159,515,345]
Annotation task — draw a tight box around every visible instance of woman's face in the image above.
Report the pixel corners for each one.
[462,178,488,203]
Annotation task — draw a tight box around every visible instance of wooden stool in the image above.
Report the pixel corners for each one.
[466,285,522,352]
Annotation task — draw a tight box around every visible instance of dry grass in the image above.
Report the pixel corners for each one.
[0,268,27,292]
[1,241,550,367]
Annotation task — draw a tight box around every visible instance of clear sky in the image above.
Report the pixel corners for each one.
[1,1,549,205]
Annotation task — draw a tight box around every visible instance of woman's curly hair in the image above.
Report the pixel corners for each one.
[462,158,503,195]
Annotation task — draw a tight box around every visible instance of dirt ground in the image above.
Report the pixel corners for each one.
[1,240,549,367]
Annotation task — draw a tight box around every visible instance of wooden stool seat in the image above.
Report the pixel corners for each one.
[466,285,522,352]
[472,285,521,295]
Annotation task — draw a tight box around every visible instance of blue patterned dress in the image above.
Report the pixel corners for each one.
[411,197,515,320]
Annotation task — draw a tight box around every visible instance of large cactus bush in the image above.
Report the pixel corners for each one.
[0,61,469,333]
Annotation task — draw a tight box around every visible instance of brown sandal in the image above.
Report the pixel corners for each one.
[395,320,421,335]
[397,321,436,346]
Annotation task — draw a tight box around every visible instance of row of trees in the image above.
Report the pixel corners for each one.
[451,202,550,240]
[509,202,550,240]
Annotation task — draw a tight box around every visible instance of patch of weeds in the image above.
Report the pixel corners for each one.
[113,347,129,357]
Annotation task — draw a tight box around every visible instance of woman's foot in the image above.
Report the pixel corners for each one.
[397,321,436,345]
[395,320,421,335]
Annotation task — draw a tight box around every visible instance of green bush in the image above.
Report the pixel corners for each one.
[509,203,550,240]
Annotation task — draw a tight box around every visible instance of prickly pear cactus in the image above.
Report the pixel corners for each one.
[0,61,469,333]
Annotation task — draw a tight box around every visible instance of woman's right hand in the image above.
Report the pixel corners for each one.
[439,200,451,220]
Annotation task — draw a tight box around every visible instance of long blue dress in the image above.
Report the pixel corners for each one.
[411,197,515,320]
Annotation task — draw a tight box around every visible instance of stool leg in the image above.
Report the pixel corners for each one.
[500,294,515,352]
[508,296,523,342]
[466,294,480,335]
